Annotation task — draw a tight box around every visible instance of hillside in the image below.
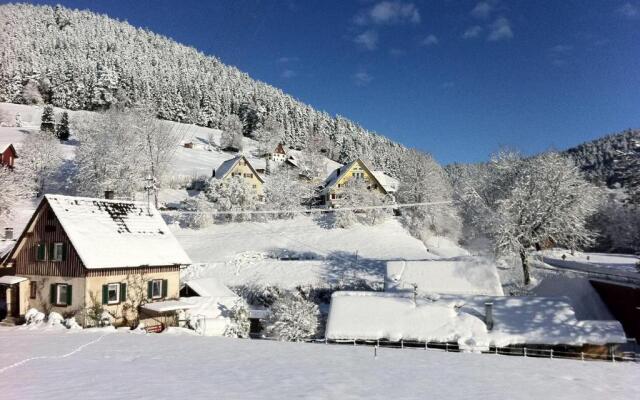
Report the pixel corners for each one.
[0,3,431,178]
[562,129,640,188]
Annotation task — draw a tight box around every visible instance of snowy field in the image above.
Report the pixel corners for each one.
[0,328,637,400]
[175,216,468,289]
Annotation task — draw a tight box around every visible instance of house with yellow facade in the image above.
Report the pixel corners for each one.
[321,158,394,207]
[0,194,192,329]
[213,155,265,200]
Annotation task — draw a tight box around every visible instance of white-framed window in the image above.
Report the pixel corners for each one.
[151,280,163,299]
[52,243,64,261]
[56,284,69,306]
[107,283,120,305]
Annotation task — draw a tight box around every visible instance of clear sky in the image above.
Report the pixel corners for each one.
[14,0,640,164]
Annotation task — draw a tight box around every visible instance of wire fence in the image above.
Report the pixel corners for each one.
[252,336,639,363]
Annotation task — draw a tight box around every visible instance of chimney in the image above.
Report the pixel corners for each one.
[484,302,494,331]
[4,227,13,240]
[104,190,114,200]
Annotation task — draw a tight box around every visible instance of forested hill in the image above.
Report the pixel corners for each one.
[562,129,640,188]
[0,3,420,177]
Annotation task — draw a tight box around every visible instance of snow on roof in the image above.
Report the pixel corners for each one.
[0,142,16,155]
[385,257,504,296]
[44,195,191,269]
[371,171,399,193]
[183,277,237,298]
[0,275,27,285]
[141,300,197,313]
[179,296,240,319]
[325,292,627,349]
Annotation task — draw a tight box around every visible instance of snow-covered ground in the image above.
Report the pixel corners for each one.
[0,328,637,400]
[537,249,640,280]
[175,215,468,289]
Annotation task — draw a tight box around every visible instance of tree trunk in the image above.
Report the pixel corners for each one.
[520,250,531,286]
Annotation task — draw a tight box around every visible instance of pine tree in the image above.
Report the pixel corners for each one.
[40,104,55,134]
[56,111,70,141]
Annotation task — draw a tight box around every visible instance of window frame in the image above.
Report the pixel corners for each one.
[30,281,37,299]
[107,283,120,305]
[151,279,163,299]
[55,284,69,306]
[52,242,64,262]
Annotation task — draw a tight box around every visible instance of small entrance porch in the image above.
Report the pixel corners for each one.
[0,276,28,324]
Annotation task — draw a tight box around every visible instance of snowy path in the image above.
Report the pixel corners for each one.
[0,329,637,400]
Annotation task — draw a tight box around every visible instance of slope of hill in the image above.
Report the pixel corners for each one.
[562,129,640,188]
[0,3,431,178]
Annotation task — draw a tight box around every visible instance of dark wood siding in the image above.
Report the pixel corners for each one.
[86,265,180,277]
[13,202,85,277]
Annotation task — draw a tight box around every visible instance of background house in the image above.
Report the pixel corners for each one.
[0,194,191,327]
[213,155,265,200]
[0,142,17,169]
[321,159,390,207]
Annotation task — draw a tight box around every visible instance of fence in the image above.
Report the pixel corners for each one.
[288,338,640,363]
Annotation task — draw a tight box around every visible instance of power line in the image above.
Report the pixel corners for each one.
[161,200,452,216]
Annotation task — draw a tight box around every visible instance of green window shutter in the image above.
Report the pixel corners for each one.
[37,243,45,261]
[120,283,127,302]
[61,243,67,261]
[66,285,72,306]
[147,281,153,299]
[162,279,168,298]
[102,284,109,305]
[50,284,56,304]
[48,243,54,261]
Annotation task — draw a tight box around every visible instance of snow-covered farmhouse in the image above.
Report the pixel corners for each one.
[385,258,504,296]
[321,158,392,207]
[0,194,191,327]
[0,142,17,169]
[213,155,265,200]
[268,143,288,165]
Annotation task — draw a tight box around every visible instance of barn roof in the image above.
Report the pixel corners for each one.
[385,257,504,296]
[0,142,17,157]
[36,195,191,269]
[325,291,627,348]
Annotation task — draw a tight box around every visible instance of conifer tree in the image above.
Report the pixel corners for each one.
[40,104,55,134]
[56,111,70,141]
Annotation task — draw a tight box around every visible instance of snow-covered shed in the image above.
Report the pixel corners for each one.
[385,257,504,296]
[0,142,17,169]
[1,194,191,327]
[325,292,627,352]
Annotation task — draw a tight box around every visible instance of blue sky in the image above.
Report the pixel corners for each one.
[16,0,640,164]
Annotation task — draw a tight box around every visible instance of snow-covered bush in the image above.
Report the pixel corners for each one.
[205,176,258,222]
[233,284,283,307]
[219,115,244,151]
[329,180,391,228]
[46,311,64,327]
[264,168,305,218]
[25,308,45,325]
[224,300,250,338]
[181,195,215,228]
[264,293,320,342]
[64,317,82,330]
[18,131,63,196]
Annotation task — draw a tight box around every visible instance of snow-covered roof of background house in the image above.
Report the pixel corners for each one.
[371,171,399,193]
[182,277,237,298]
[325,292,627,349]
[0,142,17,155]
[385,257,504,296]
[214,155,265,183]
[42,194,191,269]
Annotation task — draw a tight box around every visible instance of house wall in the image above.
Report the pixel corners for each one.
[22,275,87,318]
[85,268,180,325]
[226,160,264,197]
[13,202,85,277]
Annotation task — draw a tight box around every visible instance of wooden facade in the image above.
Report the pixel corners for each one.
[0,144,17,169]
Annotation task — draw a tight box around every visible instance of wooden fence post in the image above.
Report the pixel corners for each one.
[550,349,553,359]
[523,347,527,357]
